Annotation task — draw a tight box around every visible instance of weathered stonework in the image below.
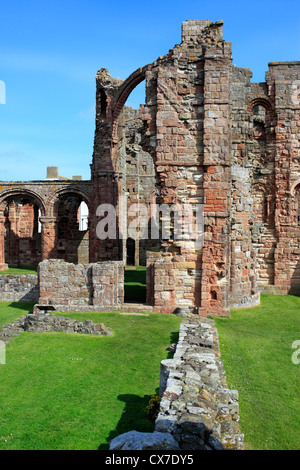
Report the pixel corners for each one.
[155,316,243,450]
[0,20,299,316]
[0,274,38,302]
[23,313,112,336]
[109,315,244,450]
[0,314,112,343]
[35,259,124,312]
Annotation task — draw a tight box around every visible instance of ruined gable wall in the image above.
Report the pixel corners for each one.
[36,259,124,311]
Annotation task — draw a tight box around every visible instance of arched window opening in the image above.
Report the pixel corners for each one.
[57,193,89,264]
[78,201,89,231]
[3,195,42,267]
[124,81,146,109]
[38,208,42,233]
[252,104,267,141]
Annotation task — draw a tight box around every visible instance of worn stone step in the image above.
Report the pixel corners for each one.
[121,303,153,313]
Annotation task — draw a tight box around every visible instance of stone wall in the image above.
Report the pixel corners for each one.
[109,315,244,450]
[147,252,202,314]
[0,274,38,302]
[23,313,112,336]
[0,20,300,315]
[35,259,124,312]
[0,313,112,344]
[155,316,244,450]
[0,180,93,268]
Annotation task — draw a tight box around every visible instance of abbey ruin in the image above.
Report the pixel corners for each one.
[0,19,300,317]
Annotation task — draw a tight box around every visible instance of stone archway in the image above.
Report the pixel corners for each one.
[0,190,46,268]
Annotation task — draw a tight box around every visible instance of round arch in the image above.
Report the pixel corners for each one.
[290,179,300,197]
[0,189,47,215]
[51,188,92,264]
[112,64,151,140]
[248,97,273,113]
[48,187,92,216]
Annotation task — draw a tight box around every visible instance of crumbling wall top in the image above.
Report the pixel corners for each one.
[181,19,224,43]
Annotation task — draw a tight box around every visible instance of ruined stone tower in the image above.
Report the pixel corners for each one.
[0,20,299,317]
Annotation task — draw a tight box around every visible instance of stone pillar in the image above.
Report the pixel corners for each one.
[199,40,233,316]
[40,216,57,260]
[0,211,8,270]
[92,261,124,309]
[6,202,18,266]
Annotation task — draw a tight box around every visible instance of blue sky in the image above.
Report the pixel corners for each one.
[0,0,299,181]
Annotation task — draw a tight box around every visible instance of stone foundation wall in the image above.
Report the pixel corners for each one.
[155,316,244,449]
[24,313,112,336]
[110,315,244,450]
[36,259,124,312]
[0,274,38,302]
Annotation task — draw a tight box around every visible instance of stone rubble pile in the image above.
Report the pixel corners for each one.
[23,313,113,336]
[0,313,112,343]
[0,317,27,344]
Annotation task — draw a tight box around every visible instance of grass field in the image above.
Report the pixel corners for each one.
[215,294,300,450]
[0,301,34,329]
[0,291,299,449]
[0,306,181,450]
[0,266,38,275]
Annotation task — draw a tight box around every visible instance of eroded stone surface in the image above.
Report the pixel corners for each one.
[156,316,244,450]
[109,430,180,451]
[0,19,299,316]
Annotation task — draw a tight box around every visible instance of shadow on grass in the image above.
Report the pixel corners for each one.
[166,331,179,359]
[98,330,179,450]
[98,393,157,450]
[7,302,35,312]
[124,266,146,303]
[124,285,146,303]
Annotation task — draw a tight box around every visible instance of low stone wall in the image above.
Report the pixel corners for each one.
[110,316,244,450]
[36,259,124,312]
[229,292,260,309]
[23,313,112,336]
[0,314,112,343]
[155,316,244,450]
[0,274,38,302]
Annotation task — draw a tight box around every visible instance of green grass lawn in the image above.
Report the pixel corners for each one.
[0,266,37,275]
[0,301,35,329]
[215,295,300,450]
[0,307,181,450]
[1,294,299,450]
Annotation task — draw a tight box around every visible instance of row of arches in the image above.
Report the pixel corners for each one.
[0,188,90,267]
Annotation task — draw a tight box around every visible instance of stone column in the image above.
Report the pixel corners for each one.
[39,216,57,260]
[0,211,8,270]
[199,43,232,317]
